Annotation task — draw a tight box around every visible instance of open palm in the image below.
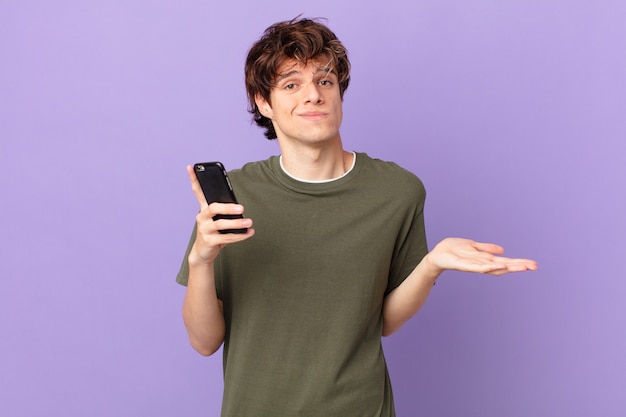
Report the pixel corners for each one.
[429,238,537,276]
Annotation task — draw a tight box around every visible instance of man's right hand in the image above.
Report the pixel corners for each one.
[186,165,255,265]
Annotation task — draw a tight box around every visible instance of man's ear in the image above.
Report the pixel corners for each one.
[255,94,273,119]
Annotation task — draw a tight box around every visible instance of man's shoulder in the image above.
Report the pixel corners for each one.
[228,156,278,180]
[357,152,425,191]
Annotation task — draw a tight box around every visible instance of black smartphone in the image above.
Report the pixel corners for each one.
[193,162,247,234]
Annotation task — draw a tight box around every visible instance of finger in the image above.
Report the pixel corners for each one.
[487,266,530,276]
[492,256,538,271]
[476,263,508,273]
[212,215,253,232]
[486,269,511,276]
[186,165,210,210]
[484,260,538,275]
[206,202,245,218]
[215,226,256,241]
[471,241,505,255]
[201,228,255,253]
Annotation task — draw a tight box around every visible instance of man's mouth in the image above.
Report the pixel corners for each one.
[299,112,327,120]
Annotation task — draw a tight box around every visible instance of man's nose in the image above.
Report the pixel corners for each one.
[303,82,322,103]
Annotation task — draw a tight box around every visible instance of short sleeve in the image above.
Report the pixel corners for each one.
[175,223,197,286]
[385,176,428,295]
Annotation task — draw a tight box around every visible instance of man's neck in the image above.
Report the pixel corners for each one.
[278,141,352,181]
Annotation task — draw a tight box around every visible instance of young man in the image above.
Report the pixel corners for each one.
[177,17,537,417]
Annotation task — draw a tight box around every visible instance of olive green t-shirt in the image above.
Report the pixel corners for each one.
[177,153,428,417]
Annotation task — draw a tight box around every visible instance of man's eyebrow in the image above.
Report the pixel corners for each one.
[276,70,301,82]
[315,59,335,74]
[275,64,336,83]
[316,65,334,74]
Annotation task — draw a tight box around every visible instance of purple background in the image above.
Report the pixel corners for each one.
[2,1,625,416]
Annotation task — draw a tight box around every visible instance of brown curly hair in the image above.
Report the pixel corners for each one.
[244,17,351,140]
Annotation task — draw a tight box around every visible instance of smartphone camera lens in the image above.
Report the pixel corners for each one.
[196,165,205,172]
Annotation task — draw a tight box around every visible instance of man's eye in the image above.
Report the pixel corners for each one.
[319,80,333,86]
[285,83,296,90]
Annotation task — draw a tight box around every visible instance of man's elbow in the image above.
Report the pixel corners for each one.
[190,339,223,356]
[381,322,400,337]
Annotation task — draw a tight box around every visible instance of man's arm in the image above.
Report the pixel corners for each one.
[183,260,226,356]
[382,238,537,336]
[181,165,254,356]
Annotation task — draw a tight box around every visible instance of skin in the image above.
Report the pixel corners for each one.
[182,57,538,355]
[182,172,254,355]
[255,59,350,180]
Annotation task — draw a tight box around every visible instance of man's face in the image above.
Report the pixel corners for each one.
[256,58,343,147]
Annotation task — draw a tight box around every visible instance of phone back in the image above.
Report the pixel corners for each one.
[193,162,247,234]
[193,162,238,205]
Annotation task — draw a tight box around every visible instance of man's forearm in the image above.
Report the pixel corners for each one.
[182,260,226,356]
[382,253,441,336]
